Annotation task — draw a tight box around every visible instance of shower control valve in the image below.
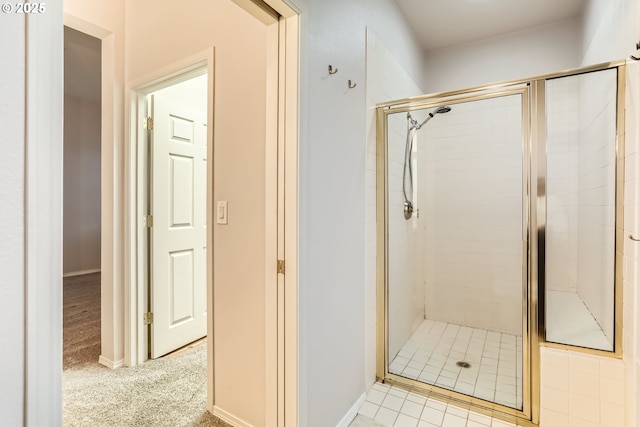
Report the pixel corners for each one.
[403,201,413,220]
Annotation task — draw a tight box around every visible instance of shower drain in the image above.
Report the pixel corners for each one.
[456,361,471,368]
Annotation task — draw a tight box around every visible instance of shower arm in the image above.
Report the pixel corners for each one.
[416,113,434,130]
[407,111,438,131]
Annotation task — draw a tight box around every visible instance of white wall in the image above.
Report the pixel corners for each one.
[0,13,25,427]
[365,30,425,386]
[63,95,102,275]
[299,0,426,425]
[420,95,523,336]
[423,19,582,94]
[581,0,640,66]
[624,59,640,427]
[125,2,270,425]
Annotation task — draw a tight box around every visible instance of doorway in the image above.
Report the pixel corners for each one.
[143,72,209,359]
[62,25,102,368]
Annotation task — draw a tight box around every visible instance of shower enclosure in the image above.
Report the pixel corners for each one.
[376,62,626,424]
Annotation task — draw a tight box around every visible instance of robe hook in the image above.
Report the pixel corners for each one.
[328,65,338,75]
[348,80,357,89]
[631,42,640,61]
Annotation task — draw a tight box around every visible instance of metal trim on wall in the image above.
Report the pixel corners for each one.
[376,105,388,381]
[375,61,627,426]
[376,60,626,110]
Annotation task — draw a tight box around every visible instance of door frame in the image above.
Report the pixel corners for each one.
[127,54,212,366]
[232,1,302,424]
[128,56,214,419]
[25,1,301,426]
[138,71,210,361]
[63,14,122,371]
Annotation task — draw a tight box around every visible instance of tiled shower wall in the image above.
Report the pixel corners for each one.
[419,95,523,336]
[546,77,579,293]
[365,30,424,382]
[539,347,626,427]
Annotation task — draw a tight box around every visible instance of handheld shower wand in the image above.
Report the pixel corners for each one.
[402,105,452,220]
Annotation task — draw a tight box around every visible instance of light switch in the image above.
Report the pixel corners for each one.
[217,201,228,224]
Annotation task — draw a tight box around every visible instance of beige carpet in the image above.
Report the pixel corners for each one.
[63,273,230,427]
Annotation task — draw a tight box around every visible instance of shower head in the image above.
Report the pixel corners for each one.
[413,105,452,130]
[429,105,452,117]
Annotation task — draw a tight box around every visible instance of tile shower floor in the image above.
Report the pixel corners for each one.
[388,320,523,410]
[352,382,517,427]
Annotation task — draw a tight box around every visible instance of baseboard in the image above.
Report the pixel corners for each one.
[98,355,124,369]
[336,392,366,427]
[63,268,101,278]
[212,406,256,427]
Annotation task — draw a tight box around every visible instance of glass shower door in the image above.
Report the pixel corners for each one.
[544,68,619,353]
[384,91,527,410]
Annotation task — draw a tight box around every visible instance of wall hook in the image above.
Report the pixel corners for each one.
[348,80,357,89]
[328,65,338,75]
[630,42,640,61]
[630,234,640,242]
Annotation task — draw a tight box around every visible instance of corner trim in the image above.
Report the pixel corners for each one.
[336,393,366,427]
[98,356,124,369]
[212,406,257,427]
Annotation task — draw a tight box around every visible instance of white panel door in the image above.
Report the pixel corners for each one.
[150,93,207,358]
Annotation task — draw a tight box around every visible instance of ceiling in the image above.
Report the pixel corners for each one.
[64,26,101,101]
[394,0,587,52]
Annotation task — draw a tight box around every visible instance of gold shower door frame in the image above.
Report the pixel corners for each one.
[375,61,626,426]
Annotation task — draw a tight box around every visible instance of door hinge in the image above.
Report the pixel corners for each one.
[144,117,154,130]
[144,312,154,325]
[144,214,153,228]
[277,259,285,275]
